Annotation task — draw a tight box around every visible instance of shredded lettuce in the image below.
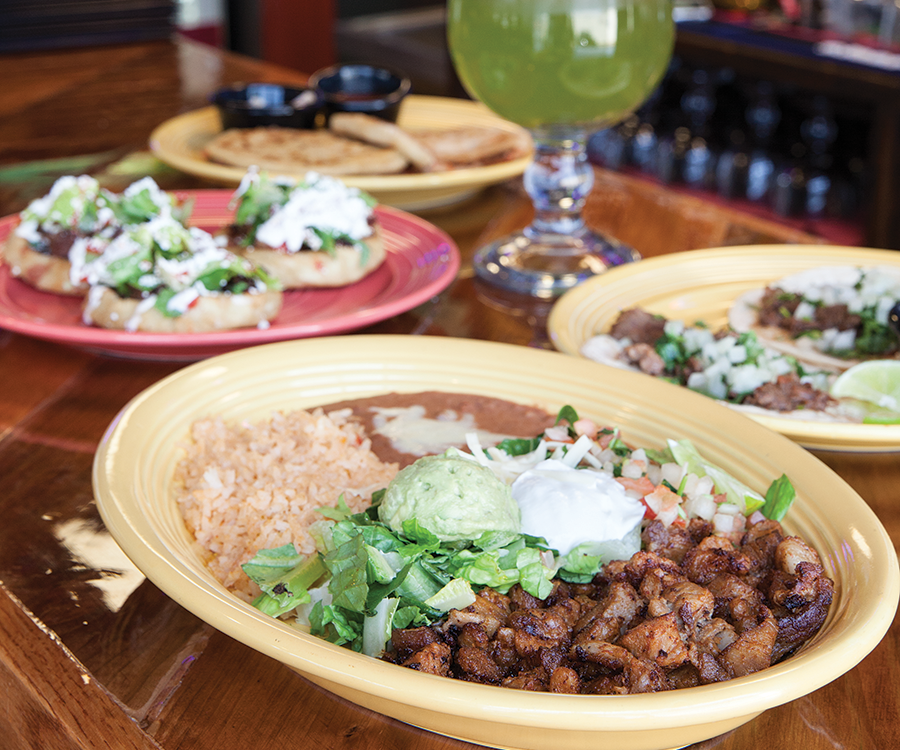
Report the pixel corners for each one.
[243,544,326,617]
[231,173,293,239]
[557,522,643,583]
[424,578,476,613]
[242,411,799,658]
[362,597,400,657]
[241,497,559,654]
[667,438,766,516]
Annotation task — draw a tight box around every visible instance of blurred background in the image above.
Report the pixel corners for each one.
[1,0,899,250]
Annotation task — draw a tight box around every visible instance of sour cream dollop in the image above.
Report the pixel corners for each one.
[511,459,645,556]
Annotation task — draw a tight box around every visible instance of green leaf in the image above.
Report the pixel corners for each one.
[400,519,443,548]
[323,533,369,612]
[366,544,399,584]
[855,315,897,356]
[357,241,371,267]
[330,518,364,549]
[644,446,674,465]
[555,405,580,427]
[194,264,235,291]
[365,562,412,612]
[493,436,541,456]
[242,543,302,580]
[394,560,446,604]
[309,601,364,648]
[655,334,686,369]
[308,519,335,554]
[392,605,428,630]
[313,228,337,256]
[471,529,522,551]
[358,523,406,553]
[736,331,767,363]
[761,474,796,522]
[242,544,326,617]
[607,436,632,457]
[448,548,520,593]
[557,524,642,582]
[105,245,155,289]
[362,596,400,656]
[424,578,476,612]
[232,172,293,241]
[78,199,101,233]
[115,187,163,224]
[316,494,356,522]
[153,288,181,318]
[515,547,554,599]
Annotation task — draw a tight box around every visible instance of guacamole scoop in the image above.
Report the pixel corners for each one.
[378,452,520,542]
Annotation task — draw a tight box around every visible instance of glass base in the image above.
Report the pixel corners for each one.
[472,226,641,297]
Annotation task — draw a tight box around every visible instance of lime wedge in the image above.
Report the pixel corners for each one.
[831,360,900,414]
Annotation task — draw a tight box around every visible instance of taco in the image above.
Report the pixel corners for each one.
[580,308,864,423]
[728,265,900,372]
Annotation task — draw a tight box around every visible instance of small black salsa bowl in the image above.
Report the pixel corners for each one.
[308,64,411,123]
[212,83,323,129]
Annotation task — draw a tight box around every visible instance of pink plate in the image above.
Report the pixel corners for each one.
[0,190,459,361]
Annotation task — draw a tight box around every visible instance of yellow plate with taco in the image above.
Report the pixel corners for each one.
[548,244,900,453]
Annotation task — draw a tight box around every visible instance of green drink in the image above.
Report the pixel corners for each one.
[447,0,673,296]
[447,0,673,130]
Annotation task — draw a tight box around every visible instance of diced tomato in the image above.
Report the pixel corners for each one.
[573,418,598,440]
[644,485,681,511]
[638,497,656,520]
[643,485,683,527]
[616,476,657,496]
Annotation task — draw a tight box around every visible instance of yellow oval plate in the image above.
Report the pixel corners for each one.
[548,245,900,453]
[93,335,898,750]
[149,95,532,211]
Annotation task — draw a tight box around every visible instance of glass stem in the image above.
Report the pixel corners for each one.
[523,128,593,238]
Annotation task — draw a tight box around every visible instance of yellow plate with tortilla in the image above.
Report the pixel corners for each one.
[149,94,532,211]
[548,245,900,453]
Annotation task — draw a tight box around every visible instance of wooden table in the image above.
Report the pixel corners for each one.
[0,36,897,750]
